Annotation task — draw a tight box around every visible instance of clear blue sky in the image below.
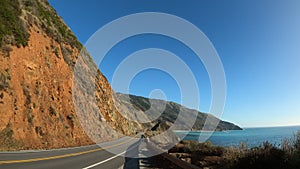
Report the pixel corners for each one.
[49,0,300,128]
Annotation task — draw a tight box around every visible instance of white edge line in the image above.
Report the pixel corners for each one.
[82,151,126,169]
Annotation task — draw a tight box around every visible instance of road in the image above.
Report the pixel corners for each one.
[0,136,154,169]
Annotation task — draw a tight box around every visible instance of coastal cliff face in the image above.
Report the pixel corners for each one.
[0,0,241,151]
[0,0,141,150]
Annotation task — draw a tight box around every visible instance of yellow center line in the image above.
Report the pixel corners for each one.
[0,137,137,165]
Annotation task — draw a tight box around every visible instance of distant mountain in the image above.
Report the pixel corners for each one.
[116,93,242,131]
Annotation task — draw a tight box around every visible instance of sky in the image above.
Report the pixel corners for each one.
[48,0,300,128]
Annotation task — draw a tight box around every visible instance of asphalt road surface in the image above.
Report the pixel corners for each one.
[0,136,154,169]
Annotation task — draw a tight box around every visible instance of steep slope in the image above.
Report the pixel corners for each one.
[116,93,242,131]
[0,0,141,150]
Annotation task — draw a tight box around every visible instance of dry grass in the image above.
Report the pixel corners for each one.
[0,123,24,151]
[223,131,300,169]
[170,131,300,169]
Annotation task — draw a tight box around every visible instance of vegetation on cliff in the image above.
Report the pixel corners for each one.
[0,0,29,48]
[0,0,81,68]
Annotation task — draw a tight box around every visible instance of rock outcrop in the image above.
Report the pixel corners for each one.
[0,0,140,150]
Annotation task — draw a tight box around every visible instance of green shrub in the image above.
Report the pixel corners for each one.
[0,0,83,57]
[293,131,300,151]
[180,140,225,156]
[0,72,10,90]
[61,46,74,67]
[67,114,75,128]
[174,131,300,169]
[27,110,34,126]
[35,1,82,49]
[0,123,24,150]
[1,45,13,57]
[228,131,300,169]
[51,45,59,58]
[22,83,31,105]
[0,0,29,48]
[49,106,57,116]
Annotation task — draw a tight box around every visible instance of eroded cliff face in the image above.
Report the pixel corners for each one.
[0,26,92,150]
[0,0,140,150]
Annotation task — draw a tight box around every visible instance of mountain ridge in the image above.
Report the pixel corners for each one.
[116,93,242,131]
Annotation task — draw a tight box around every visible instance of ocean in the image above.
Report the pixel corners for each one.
[175,125,300,148]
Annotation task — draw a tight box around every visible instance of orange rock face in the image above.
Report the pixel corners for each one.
[0,0,141,150]
[0,26,92,150]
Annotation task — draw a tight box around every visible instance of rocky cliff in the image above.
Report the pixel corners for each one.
[0,0,141,150]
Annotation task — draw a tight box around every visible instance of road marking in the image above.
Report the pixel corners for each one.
[83,138,143,169]
[0,137,136,165]
[82,151,126,169]
[0,144,99,154]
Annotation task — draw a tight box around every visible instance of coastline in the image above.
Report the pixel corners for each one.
[174,126,300,148]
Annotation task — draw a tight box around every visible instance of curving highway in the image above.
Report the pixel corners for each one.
[0,136,153,169]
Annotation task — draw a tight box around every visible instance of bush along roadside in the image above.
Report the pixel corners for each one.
[169,131,300,169]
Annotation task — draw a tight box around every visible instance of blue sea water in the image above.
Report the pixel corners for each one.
[175,126,300,148]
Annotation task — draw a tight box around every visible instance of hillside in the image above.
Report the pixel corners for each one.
[0,0,142,150]
[116,93,242,131]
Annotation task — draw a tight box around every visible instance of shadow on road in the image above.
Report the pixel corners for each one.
[123,139,141,169]
[123,138,173,169]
